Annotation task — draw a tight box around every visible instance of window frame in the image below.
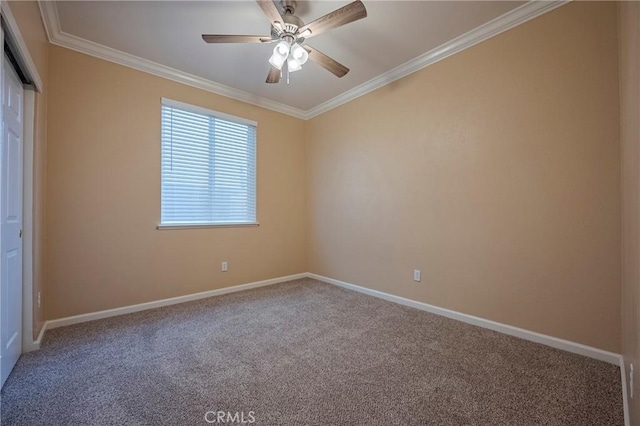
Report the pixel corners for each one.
[157,98,259,230]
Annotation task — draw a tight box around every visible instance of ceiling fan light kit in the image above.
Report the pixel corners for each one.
[202,0,367,84]
[269,40,309,74]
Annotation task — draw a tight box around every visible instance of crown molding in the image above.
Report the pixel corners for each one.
[37,0,58,43]
[38,0,568,121]
[37,1,308,120]
[304,0,569,119]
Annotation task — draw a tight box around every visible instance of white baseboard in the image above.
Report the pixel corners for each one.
[44,273,307,331]
[307,273,622,366]
[35,271,623,367]
[29,271,629,424]
[22,324,46,352]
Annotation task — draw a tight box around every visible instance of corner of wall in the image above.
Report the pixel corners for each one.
[617,1,640,423]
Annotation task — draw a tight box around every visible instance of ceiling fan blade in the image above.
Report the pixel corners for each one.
[256,0,284,27]
[202,35,272,43]
[298,1,367,39]
[304,45,349,78]
[266,66,281,84]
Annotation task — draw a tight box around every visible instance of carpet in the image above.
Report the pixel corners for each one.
[0,278,624,425]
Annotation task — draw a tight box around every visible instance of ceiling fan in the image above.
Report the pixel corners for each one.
[202,0,367,84]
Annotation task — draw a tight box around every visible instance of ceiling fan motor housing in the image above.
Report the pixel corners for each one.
[283,13,304,28]
[271,7,304,41]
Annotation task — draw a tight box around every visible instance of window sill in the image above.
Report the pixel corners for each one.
[156,222,260,230]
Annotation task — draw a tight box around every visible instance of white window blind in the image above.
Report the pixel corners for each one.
[160,99,257,226]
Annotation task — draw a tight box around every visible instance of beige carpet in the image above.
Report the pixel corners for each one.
[1,278,623,425]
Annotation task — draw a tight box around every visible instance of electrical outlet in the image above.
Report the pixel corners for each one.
[413,270,421,282]
[37,292,41,309]
[221,261,228,272]
[631,363,634,399]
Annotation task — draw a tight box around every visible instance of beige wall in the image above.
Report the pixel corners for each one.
[45,46,306,319]
[6,1,49,340]
[307,2,621,352]
[619,1,640,421]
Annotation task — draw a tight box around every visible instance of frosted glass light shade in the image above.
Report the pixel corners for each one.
[275,40,290,56]
[269,52,287,70]
[269,41,291,70]
[287,57,302,72]
[290,43,309,65]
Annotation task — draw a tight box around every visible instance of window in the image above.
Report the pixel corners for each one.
[160,99,257,227]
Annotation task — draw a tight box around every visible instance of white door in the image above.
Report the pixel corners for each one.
[0,54,24,388]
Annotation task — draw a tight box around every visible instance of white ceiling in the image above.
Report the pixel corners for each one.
[51,1,527,113]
